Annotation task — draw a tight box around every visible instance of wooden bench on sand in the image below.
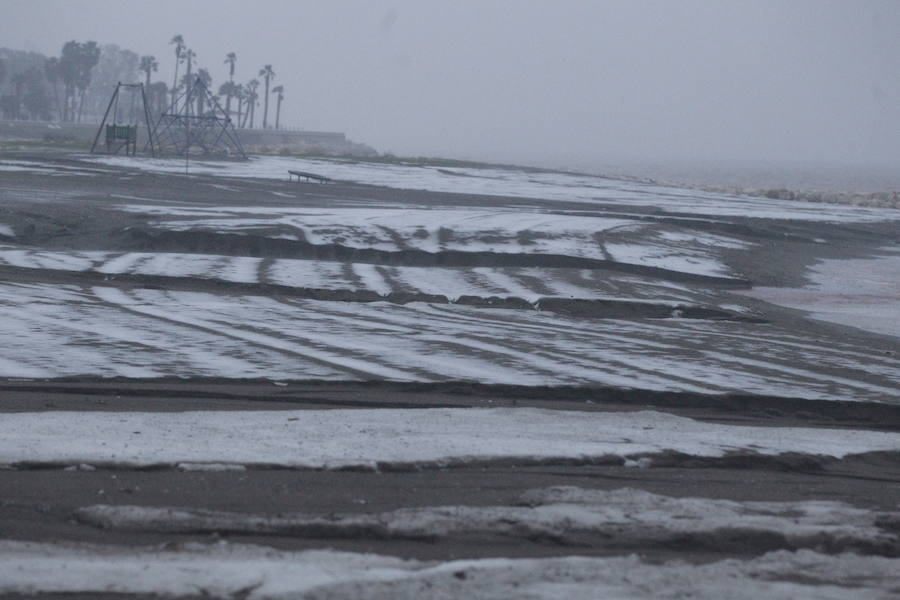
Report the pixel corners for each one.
[289,170,331,184]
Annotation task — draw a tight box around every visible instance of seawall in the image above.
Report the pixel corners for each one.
[0,119,373,156]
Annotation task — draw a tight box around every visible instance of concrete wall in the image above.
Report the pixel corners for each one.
[0,120,369,155]
[240,129,345,146]
[0,120,98,143]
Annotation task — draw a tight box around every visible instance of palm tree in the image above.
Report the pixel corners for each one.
[11,72,27,120]
[73,41,99,123]
[148,81,168,117]
[218,81,239,122]
[43,57,62,121]
[177,48,197,113]
[59,41,78,121]
[244,78,259,128]
[258,64,275,128]
[169,35,184,108]
[223,52,237,117]
[183,49,196,80]
[139,55,158,89]
[224,52,237,81]
[233,83,245,128]
[271,85,284,129]
[194,67,212,114]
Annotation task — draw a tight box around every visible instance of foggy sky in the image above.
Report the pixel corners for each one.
[2,0,898,168]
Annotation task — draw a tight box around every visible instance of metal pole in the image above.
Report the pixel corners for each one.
[90,83,120,154]
[185,119,190,175]
[140,83,157,157]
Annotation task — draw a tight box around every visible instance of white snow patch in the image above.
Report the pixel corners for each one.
[0,541,897,599]
[1,282,898,399]
[0,409,897,469]
[0,160,108,176]
[606,242,732,277]
[113,202,753,276]
[0,164,51,173]
[719,303,754,314]
[656,230,750,249]
[0,246,107,271]
[352,264,392,296]
[0,246,698,302]
[78,487,899,550]
[120,203,642,259]
[89,154,900,222]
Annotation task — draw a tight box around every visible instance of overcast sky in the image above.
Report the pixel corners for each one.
[2,0,898,168]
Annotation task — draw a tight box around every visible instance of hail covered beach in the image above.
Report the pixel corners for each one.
[1,151,899,598]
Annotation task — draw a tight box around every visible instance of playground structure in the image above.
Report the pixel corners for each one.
[90,82,156,156]
[90,78,246,159]
[149,76,246,159]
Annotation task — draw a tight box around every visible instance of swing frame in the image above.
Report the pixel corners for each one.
[90,82,157,157]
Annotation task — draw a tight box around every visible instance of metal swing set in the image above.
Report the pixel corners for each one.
[90,82,157,157]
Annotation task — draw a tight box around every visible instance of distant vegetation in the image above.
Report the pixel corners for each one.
[0,34,286,130]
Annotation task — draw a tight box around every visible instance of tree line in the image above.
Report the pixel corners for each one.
[0,35,286,129]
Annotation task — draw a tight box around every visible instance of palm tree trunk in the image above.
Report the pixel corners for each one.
[53,83,61,121]
[262,77,270,129]
[275,96,282,129]
[77,88,86,123]
[171,63,179,110]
